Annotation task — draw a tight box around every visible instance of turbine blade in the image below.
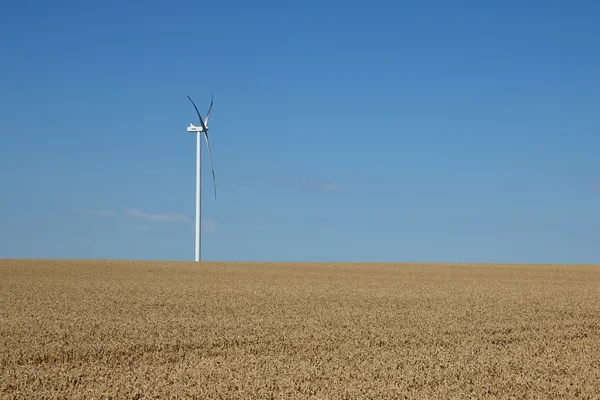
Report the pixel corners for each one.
[187,95,208,132]
[203,131,217,199]
[204,92,214,126]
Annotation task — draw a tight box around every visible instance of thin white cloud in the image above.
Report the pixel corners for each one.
[125,209,190,223]
[79,207,193,224]
[280,178,342,191]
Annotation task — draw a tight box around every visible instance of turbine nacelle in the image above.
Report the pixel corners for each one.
[187,123,206,132]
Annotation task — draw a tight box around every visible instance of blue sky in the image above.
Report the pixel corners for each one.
[1,0,599,263]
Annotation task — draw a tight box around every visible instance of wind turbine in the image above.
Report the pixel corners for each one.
[186,94,216,262]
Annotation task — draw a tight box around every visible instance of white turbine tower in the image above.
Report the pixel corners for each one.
[186,94,216,262]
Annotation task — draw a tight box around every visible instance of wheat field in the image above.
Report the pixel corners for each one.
[1,259,599,399]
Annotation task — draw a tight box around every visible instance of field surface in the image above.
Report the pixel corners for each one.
[1,259,599,399]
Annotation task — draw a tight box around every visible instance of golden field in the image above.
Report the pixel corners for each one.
[1,259,599,399]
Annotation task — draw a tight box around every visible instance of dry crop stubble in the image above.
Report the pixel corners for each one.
[1,259,599,398]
